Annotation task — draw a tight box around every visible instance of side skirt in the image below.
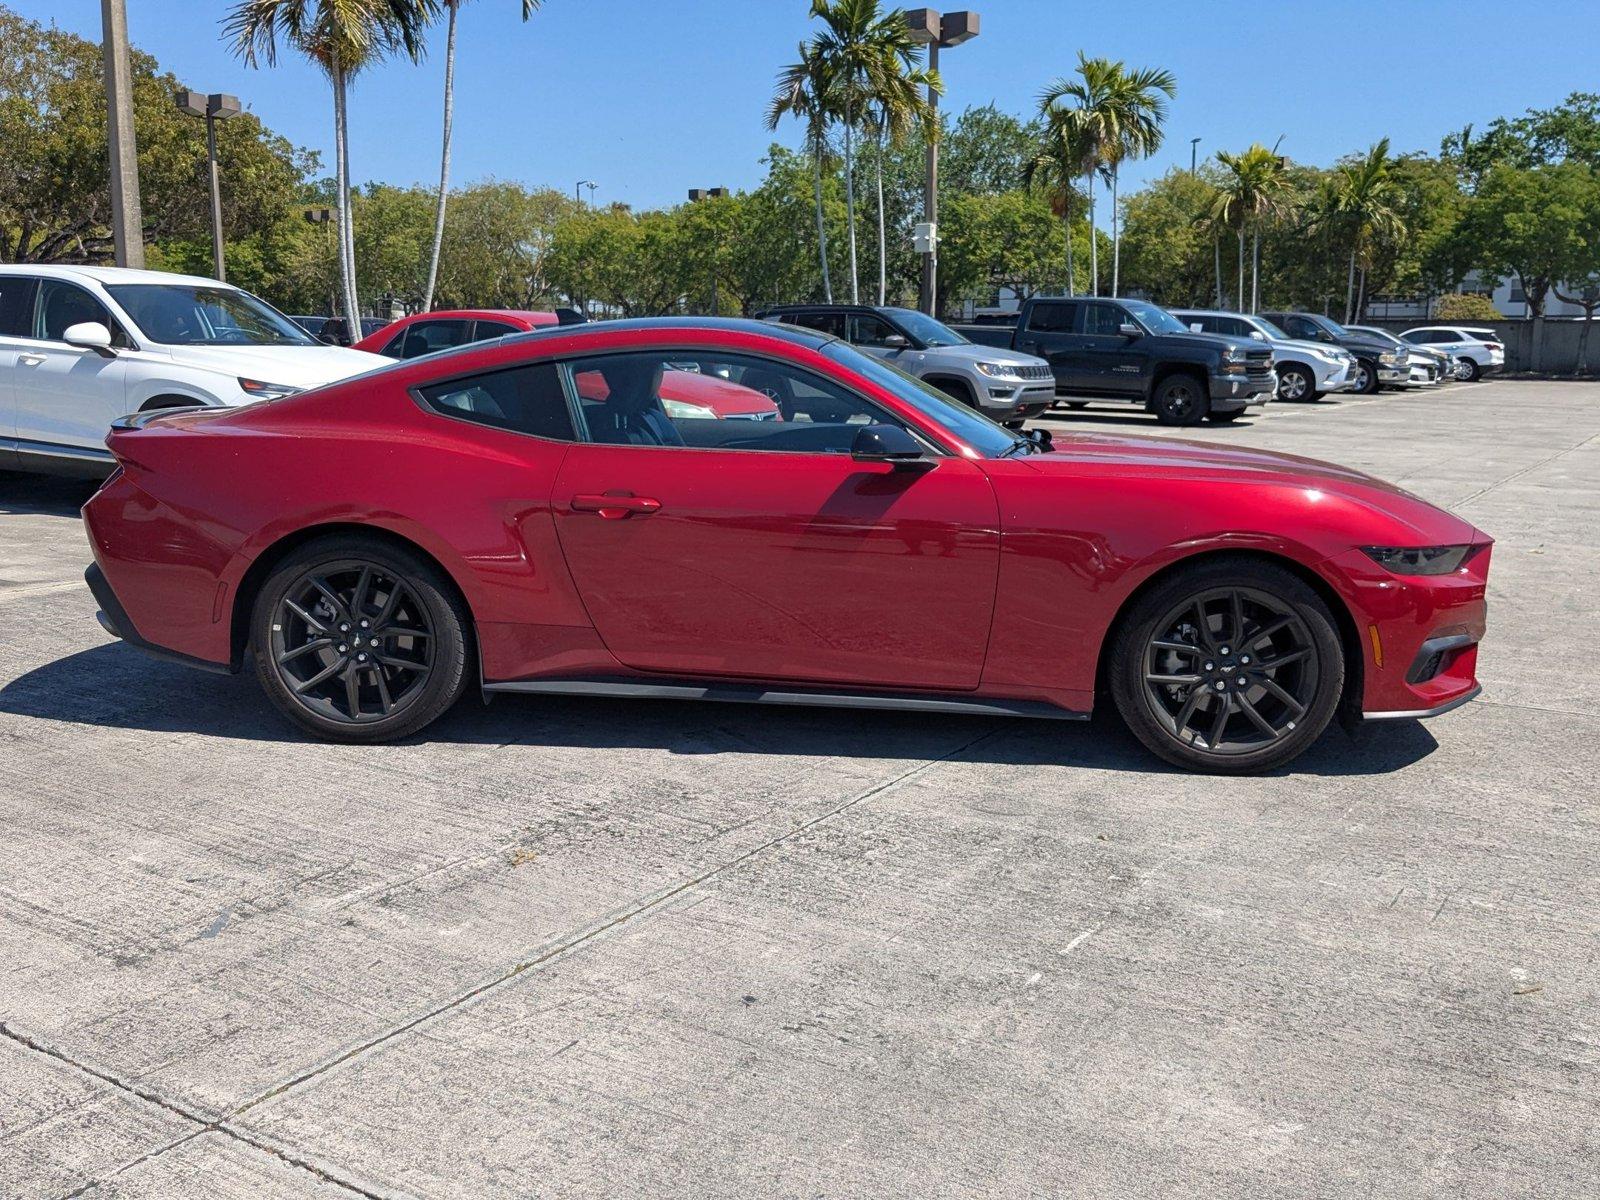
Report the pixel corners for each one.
[483,677,1089,721]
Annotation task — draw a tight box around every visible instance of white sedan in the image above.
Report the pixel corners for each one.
[1401,325,1505,381]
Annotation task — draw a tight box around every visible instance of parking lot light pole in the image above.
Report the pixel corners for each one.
[906,9,979,317]
[100,0,145,268]
[177,91,243,282]
[688,187,728,316]
[1191,137,1202,173]
[575,179,597,206]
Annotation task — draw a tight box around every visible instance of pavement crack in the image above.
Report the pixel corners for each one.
[1453,430,1600,509]
[226,730,999,1120]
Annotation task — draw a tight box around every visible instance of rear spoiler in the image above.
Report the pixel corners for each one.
[111,405,213,431]
[554,307,588,326]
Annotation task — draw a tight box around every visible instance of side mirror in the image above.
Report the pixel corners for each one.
[851,423,930,469]
[64,322,114,354]
[1249,330,1267,340]
[1118,322,1141,338]
[881,333,910,349]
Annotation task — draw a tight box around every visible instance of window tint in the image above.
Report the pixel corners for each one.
[106,283,309,345]
[473,320,521,340]
[0,276,38,337]
[564,350,909,456]
[34,280,126,345]
[1281,315,1319,339]
[1026,301,1077,333]
[1085,304,1126,336]
[388,319,473,359]
[785,311,846,337]
[416,362,575,441]
[849,313,900,346]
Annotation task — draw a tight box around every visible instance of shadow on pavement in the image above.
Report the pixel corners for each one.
[0,472,100,518]
[2,642,1439,779]
[1037,410,1266,430]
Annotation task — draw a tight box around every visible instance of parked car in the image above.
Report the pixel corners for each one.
[756,304,1055,424]
[308,316,391,346]
[956,296,1275,424]
[0,265,384,477]
[290,315,329,339]
[352,308,586,359]
[1170,309,1357,402]
[1400,326,1505,380]
[83,317,1491,773]
[1346,326,1455,387]
[1259,311,1410,394]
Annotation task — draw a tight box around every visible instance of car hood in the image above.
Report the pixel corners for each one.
[1026,432,1482,543]
[154,344,388,389]
[934,343,1049,368]
[1272,336,1349,359]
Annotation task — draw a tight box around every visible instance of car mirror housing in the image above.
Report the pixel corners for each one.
[851,424,930,469]
[1119,322,1141,338]
[64,321,115,354]
[882,333,910,349]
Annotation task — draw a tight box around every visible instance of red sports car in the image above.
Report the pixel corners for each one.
[82,318,1491,772]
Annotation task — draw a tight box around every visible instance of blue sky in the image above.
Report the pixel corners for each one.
[29,0,1600,209]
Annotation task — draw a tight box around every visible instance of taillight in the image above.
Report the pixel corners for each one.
[1483,342,1502,351]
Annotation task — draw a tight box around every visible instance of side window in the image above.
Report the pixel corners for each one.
[1085,304,1126,336]
[563,350,911,455]
[1282,315,1316,339]
[1026,301,1077,333]
[415,362,575,441]
[1184,315,1219,334]
[391,319,472,360]
[786,311,846,337]
[34,280,126,345]
[849,313,900,347]
[0,276,39,337]
[472,320,521,341]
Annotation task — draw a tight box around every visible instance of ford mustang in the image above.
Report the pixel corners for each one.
[81,318,1491,773]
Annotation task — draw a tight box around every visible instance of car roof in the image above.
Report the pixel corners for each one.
[388,309,558,325]
[1169,308,1260,318]
[0,263,234,289]
[504,315,837,351]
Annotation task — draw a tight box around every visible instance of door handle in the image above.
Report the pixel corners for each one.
[571,492,662,519]
[18,353,46,366]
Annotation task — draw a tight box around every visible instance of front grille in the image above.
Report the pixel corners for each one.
[1245,352,1274,379]
[1013,364,1053,381]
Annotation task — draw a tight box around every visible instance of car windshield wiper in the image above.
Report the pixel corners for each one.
[1000,437,1036,458]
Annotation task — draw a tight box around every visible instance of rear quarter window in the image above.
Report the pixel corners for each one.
[1026,301,1076,333]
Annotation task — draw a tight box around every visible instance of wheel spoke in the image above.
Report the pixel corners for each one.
[277,638,331,665]
[1191,600,1218,651]
[372,667,393,715]
[343,665,362,719]
[350,566,374,620]
[1236,692,1280,738]
[1173,687,1204,736]
[284,599,328,634]
[380,626,431,640]
[372,580,405,629]
[1247,616,1294,647]
[1230,591,1247,645]
[1206,693,1231,747]
[310,576,350,623]
[377,653,424,671]
[1258,675,1306,716]
[1151,639,1200,654]
[1147,672,1202,686]
[1257,647,1311,671]
[291,659,342,694]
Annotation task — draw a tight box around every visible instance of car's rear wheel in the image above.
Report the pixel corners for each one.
[1108,559,1344,773]
[251,535,471,742]
[1351,358,1380,394]
[1460,358,1482,381]
[1275,364,1318,402]
[1152,374,1208,425]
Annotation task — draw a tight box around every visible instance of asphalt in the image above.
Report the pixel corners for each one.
[1,378,1596,1198]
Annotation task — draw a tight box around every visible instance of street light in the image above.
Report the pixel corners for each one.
[1190,137,1202,173]
[575,178,598,206]
[303,207,335,322]
[176,90,243,281]
[687,187,729,316]
[905,9,979,317]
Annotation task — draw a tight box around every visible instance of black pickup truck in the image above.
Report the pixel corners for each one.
[953,296,1276,425]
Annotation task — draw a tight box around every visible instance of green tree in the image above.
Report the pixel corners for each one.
[863,50,938,304]
[767,40,836,301]
[226,0,439,330]
[1311,138,1405,320]
[1209,144,1294,312]
[1099,63,1176,297]
[1118,167,1219,305]
[1024,106,1093,295]
[941,104,1042,195]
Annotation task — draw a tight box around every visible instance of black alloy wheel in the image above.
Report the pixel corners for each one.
[1109,560,1344,773]
[1153,375,1208,426]
[252,536,471,741]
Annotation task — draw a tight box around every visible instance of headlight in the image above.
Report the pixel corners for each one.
[1222,345,1245,360]
[975,361,1023,379]
[1362,545,1474,575]
[661,398,718,420]
[1378,352,1398,365]
[238,378,301,400]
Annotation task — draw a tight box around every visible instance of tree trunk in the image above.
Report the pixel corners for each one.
[422,2,458,313]
[1086,169,1098,296]
[1355,266,1367,321]
[843,110,859,303]
[1579,309,1595,375]
[1344,247,1357,323]
[1110,162,1120,298]
[1250,227,1260,313]
[331,59,360,332]
[811,133,832,303]
[1064,193,1075,297]
[875,122,887,306]
[1236,229,1244,315]
[1214,234,1222,306]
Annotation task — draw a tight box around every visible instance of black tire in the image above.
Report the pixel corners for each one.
[1351,358,1380,394]
[1151,374,1209,426]
[1064,401,1090,410]
[250,534,472,742]
[1207,409,1244,423]
[1275,364,1319,403]
[1460,358,1482,382]
[1108,558,1344,774]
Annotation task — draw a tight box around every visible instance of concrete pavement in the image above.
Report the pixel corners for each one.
[1,379,1596,1197]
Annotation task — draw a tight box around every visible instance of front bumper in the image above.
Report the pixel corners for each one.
[1317,359,1358,393]
[1209,371,1275,409]
[979,380,1056,417]
[1377,363,1409,384]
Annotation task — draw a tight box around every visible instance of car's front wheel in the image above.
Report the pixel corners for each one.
[1351,359,1380,394]
[1459,358,1482,381]
[1152,375,1209,425]
[1108,558,1344,773]
[250,535,472,742]
[1275,364,1318,402]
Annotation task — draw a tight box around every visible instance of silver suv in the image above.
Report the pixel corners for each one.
[759,304,1056,424]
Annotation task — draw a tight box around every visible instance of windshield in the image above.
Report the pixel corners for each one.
[1254,317,1291,340]
[886,308,969,348]
[1306,313,1352,338]
[108,284,317,347]
[1121,299,1189,335]
[1351,326,1402,347]
[822,341,1018,458]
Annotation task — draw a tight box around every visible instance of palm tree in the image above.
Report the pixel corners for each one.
[767,41,835,302]
[422,1,542,313]
[1329,139,1404,321]
[1038,55,1128,296]
[1024,109,1093,295]
[227,0,437,331]
[1209,144,1294,312]
[865,57,939,304]
[806,0,918,303]
[1102,64,1176,297]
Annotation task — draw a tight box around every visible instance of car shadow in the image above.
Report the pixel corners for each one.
[1,643,1439,779]
[0,473,100,518]
[1036,410,1266,430]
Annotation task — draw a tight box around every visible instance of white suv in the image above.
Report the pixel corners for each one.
[0,265,384,476]
[1400,326,1505,381]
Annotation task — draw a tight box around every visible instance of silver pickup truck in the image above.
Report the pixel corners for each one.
[757,304,1056,425]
